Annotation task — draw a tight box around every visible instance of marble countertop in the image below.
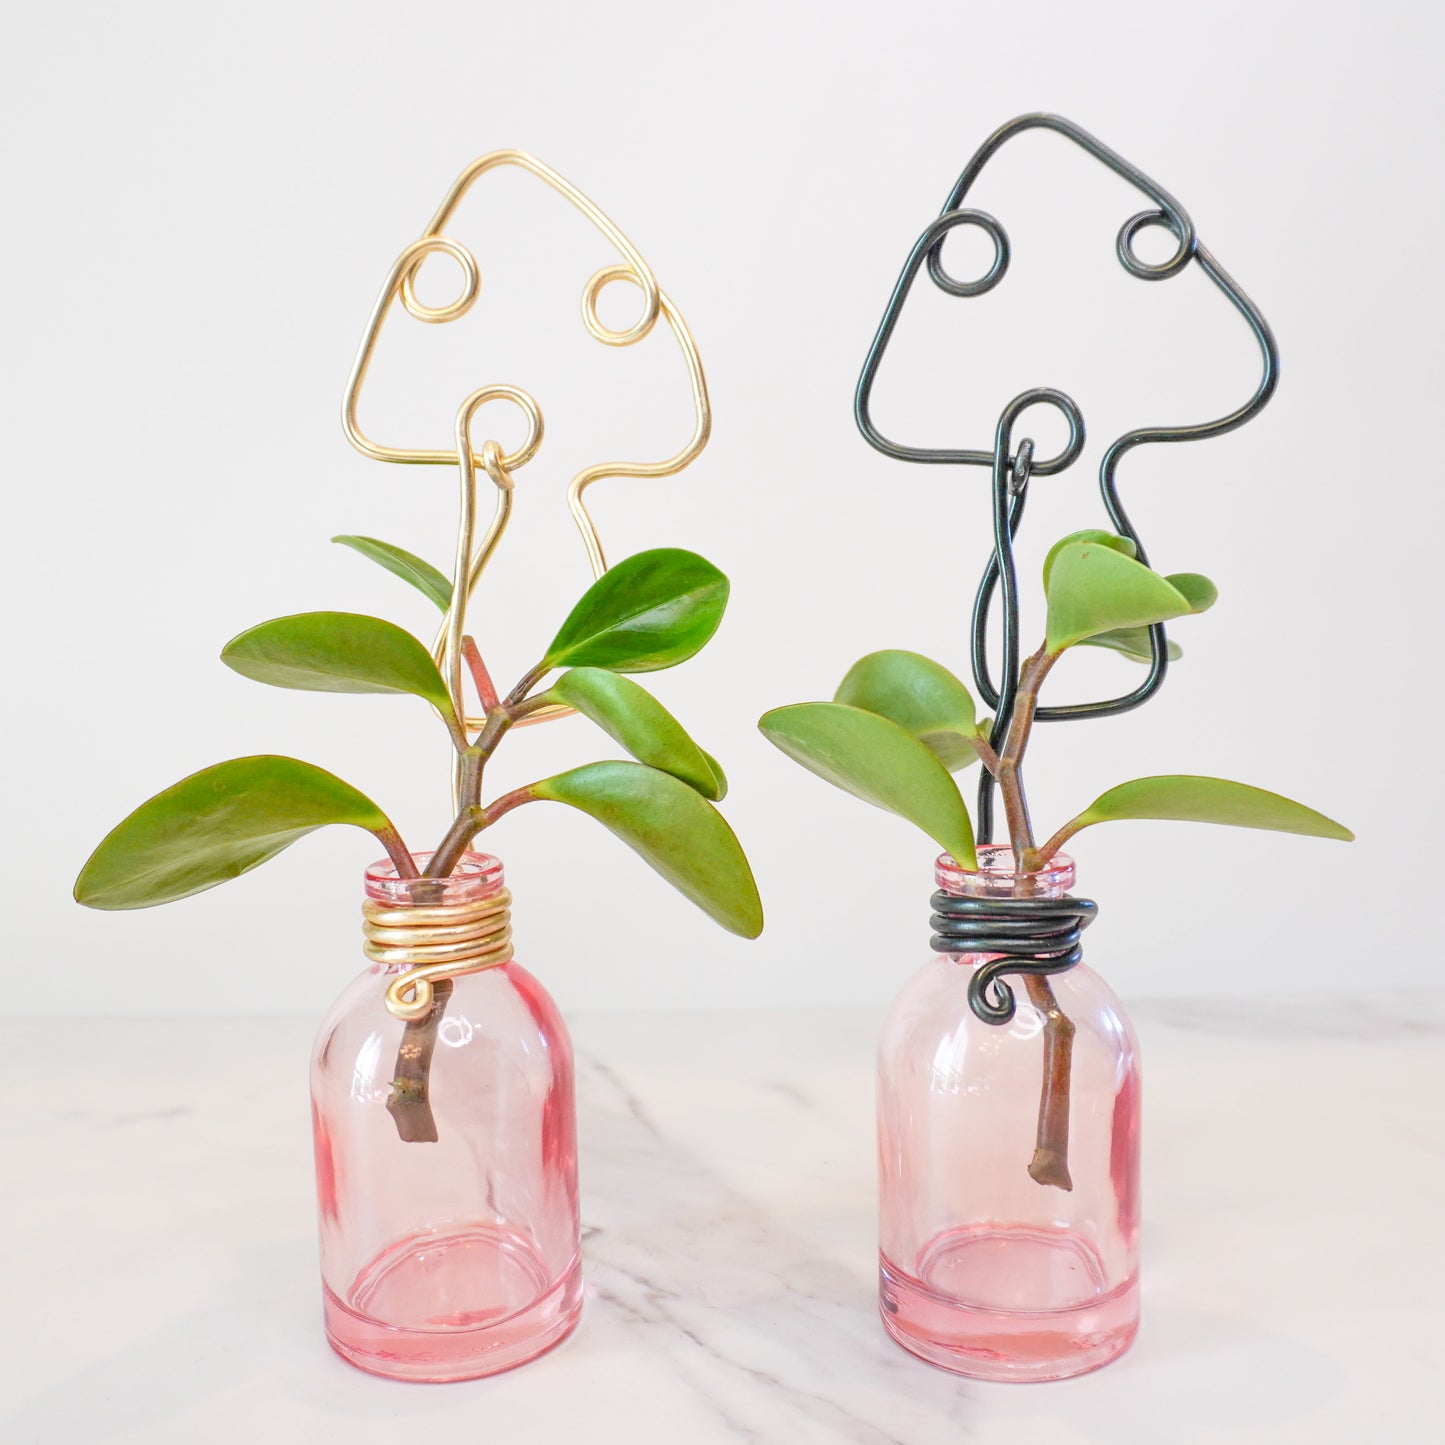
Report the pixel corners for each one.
[3,997,1440,1444]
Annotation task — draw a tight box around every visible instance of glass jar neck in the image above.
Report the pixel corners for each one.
[935,844,1075,902]
[362,854,514,1011]
[364,852,506,908]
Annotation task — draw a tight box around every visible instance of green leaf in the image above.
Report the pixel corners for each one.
[548,668,723,799]
[333,535,453,611]
[1064,775,1353,842]
[530,761,762,936]
[74,756,392,910]
[1164,572,1218,614]
[1042,530,1137,591]
[834,650,984,772]
[542,549,729,673]
[758,702,976,867]
[1076,627,1184,663]
[1045,543,1193,653]
[700,751,728,802]
[222,612,454,718]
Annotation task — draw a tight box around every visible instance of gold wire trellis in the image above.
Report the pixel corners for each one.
[341,149,712,746]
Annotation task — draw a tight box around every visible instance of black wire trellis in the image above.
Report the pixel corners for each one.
[854,114,1279,1023]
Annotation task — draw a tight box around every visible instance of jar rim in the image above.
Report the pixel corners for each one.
[935,844,1075,895]
[364,851,505,905]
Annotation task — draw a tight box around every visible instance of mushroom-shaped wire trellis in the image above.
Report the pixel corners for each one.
[342,150,711,757]
[339,151,712,1021]
[855,113,1280,1023]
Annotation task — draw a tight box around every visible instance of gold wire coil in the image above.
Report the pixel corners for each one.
[365,888,514,1022]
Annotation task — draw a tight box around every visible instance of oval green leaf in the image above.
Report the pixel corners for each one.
[541,549,729,673]
[1045,543,1193,653]
[700,750,728,802]
[333,535,453,611]
[1042,529,1137,591]
[1068,775,1353,841]
[222,612,454,718]
[1075,626,1184,663]
[1164,572,1218,614]
[834,649,983,772]
[759,702,976,867]
[530,761,762,936]
[547,667,723,799]
[74,756,393,910]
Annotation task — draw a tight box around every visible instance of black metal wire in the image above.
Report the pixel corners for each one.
[855,114,1279,1020]
[930,892,1098,1024]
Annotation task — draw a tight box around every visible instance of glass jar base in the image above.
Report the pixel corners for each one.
[323,1223,582,1382]
[879,1225,1138,1383]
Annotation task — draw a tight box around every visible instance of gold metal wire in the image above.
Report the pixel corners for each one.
[366,888,514,1022]
[340,149,712,747]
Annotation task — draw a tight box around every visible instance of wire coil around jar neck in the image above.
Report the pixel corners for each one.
[364,887,514,1021]
[930,890,1098,1026]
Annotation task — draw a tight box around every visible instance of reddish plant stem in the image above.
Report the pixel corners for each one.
[385,660,550,1142]
[993,644,1076,1190]
[995,646,1058,869]
[508,690,558,723]
[461,635,499,713]
[479,786,537,828]
[386,977,452,1144]
[1024,974,1076,1190]
[425,805,485,880]
[1036,815,1086,866]
[372,824,420,879]
[968,731,1003,773]
[382,865,450,1143]
[505,661,550,709]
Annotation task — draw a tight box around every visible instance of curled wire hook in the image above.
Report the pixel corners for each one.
[929,891,1098,1023]
[972,390,1086,840]
[435,388,541,749]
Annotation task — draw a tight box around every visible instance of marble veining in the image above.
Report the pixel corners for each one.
[1,998,1439,1444]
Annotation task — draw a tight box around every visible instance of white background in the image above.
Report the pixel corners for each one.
[3,0,1438,1018]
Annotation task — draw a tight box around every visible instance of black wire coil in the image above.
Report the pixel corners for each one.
[930,892,1098,1025]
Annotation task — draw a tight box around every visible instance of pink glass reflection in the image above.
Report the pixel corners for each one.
[311,854,581,1381]
[877,846,1140,1381]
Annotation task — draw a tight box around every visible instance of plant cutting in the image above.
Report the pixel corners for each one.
[73,540,760,1373]
[73,148,761,1382]
[790,110,1354,1383]
[764,529,1350,1173]
[77,542,760,1118]
[761,529,1352,1379]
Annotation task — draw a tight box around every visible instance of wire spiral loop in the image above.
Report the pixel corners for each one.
[930,892,1098,1025]
[366,888,514,1022]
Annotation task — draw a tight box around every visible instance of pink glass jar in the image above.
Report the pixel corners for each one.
[877,845,1140,1381]
[311,853,581,1381]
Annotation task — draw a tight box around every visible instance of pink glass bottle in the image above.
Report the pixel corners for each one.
[877,845,1140,1382]
[311,853,581,1381]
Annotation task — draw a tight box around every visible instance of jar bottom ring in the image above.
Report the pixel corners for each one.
[879,1226,1138,1382]
[323,1225,582,1382]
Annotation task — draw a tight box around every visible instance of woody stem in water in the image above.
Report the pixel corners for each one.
[386,977,454,1144]
[385,684,527,1143]
[995,645,1075,1190]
